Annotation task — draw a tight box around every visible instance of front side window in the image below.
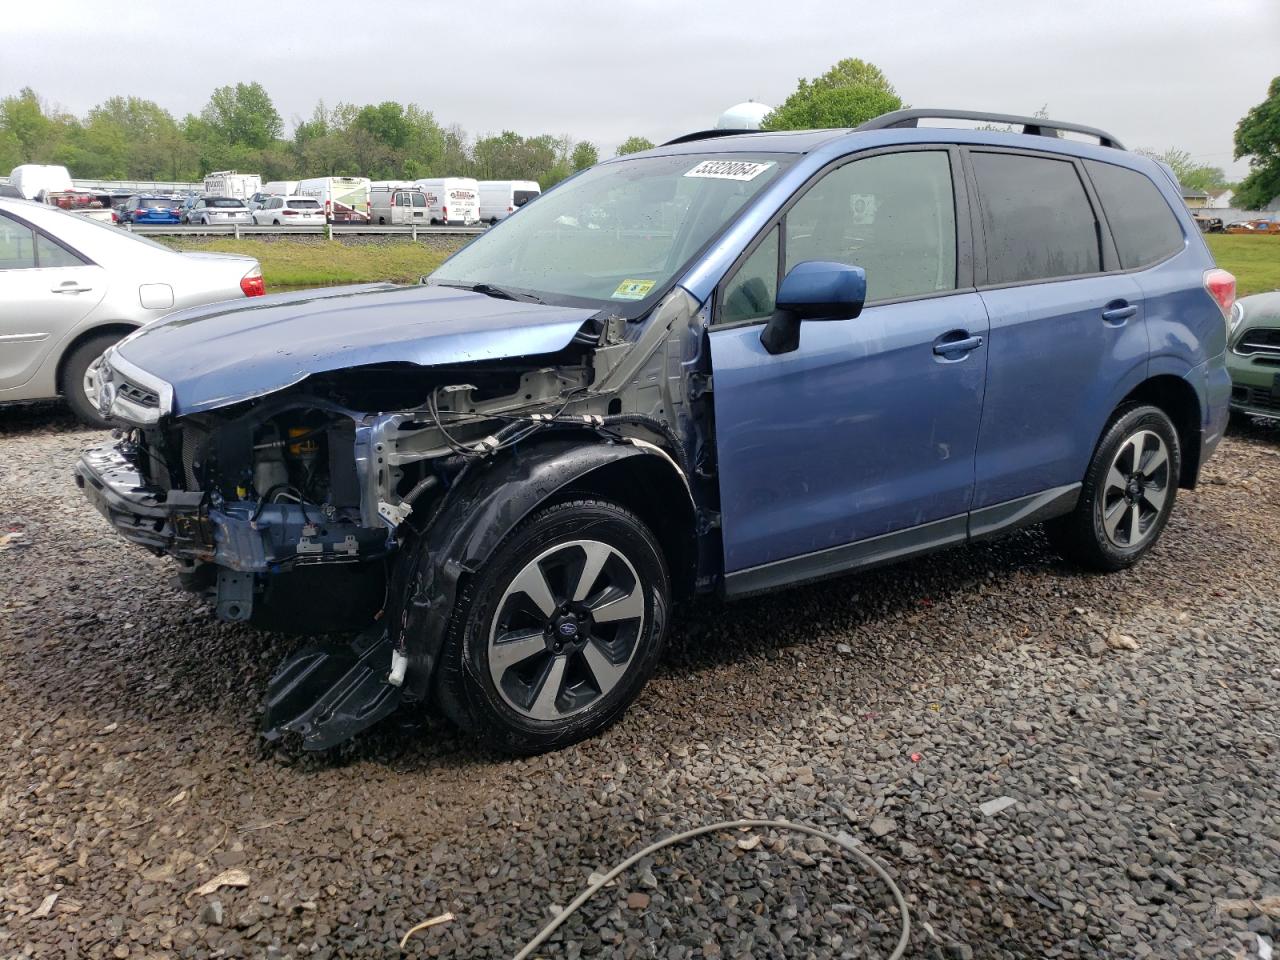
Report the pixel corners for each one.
[971,152,1101,285]
[430,152,793,310]
[716,150,958,321]
[785,151,957,302]
[1084,160,1184,269]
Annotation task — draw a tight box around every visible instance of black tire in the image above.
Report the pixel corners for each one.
[1046,403,1181,571]
[61,332,123,428]
[433,498,670,754]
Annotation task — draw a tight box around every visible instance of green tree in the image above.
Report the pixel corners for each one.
[0,87,70,163]
[571,140,598,170]
[616,136,654,156]
[762,58,902,131]
[1137,147,1229,194]
[200,82,282,150]
[1233,76,1280,210]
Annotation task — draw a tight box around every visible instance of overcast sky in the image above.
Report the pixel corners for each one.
[4,0,1276,176]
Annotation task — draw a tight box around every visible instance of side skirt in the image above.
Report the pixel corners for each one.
[722,483,1081,599]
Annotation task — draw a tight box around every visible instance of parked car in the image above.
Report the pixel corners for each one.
[1225,219,1280,234]
[118,196,182,225]
[251,196,325,225]
[0,197,264,425]
[246,192,275,212]
[414,177,481,225]
[478,179,541,223]
[186,197,252,225]
[370,182,428,225]
[1226,292,1280,420]
[177,195,200,223]
[75,109,1232,753]
[1192,214,1223,233]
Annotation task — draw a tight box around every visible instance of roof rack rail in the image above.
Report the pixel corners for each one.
[856,109,1125,150]
[661,129,761,146]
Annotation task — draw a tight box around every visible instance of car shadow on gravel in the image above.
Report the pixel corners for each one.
[0,399,88,437]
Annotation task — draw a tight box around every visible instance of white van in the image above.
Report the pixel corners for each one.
[10,164,73,200]
[414,177,481,225]
[203,171,262,200]
[296,177,371,223]
[478,180,541,223]
[370,181,429,225]
[261,180,298,197]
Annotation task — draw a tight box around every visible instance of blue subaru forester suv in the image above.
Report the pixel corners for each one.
[77,109,1233,752]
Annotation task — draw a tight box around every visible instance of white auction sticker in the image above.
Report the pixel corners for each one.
[684,159,775,181]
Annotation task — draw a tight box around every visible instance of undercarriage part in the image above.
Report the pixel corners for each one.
[215,568,254,622]
[261,627,403,750]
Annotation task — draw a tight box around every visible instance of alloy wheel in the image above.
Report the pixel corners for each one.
[1100,429,1170,548]
[488,539,645,721]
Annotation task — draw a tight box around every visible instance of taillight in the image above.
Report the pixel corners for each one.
[282,209,297,216]
[240,269,266,298]
[1203,268,1236,321]
[134,209,145,216]
[442,205,448,219]
[111,211,119,223]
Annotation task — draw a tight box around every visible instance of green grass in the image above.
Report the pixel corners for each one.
[157,237,463,287]
[1206,234,1280,297]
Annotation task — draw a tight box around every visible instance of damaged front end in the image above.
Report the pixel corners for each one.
[75,284,714,749]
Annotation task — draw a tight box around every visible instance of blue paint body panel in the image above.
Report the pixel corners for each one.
[114,283,595,415]
[711,293,990,573]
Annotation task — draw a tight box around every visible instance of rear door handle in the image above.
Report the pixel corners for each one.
[51,285,92,294]
[933,333,984,357]
[1102,303,1138,324]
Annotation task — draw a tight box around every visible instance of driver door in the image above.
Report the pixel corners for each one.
[708,148,990,592]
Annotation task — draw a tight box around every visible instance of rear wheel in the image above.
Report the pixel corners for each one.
[61,332,123,428]
[1046,404,1180,571]
[433,499,669,753]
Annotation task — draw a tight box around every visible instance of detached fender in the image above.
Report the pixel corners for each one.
[394,435,690,699]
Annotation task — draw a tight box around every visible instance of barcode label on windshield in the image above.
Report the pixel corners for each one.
[684,160,774,181]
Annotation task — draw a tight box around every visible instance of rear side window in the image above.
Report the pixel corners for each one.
[35,233,87,268]
[971,152,1101,285]
[0,213,36,268]
[1085,160,1184,269]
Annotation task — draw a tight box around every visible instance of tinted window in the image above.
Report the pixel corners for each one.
[721,226,779,323]
[287,199,319,209]
[971,152,1100,284]
[208,198,244,208]
[410,193,426,208]
[139,198,170,209]
[514,190,538,206]
[785,151,957,302]
[0,213,36,269]
[35,233,86,268]
[1085,160,1184,269]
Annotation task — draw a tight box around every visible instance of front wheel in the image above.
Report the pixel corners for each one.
[432,499,670,753]
[62,332,124,428]
[1046,404,1181,571]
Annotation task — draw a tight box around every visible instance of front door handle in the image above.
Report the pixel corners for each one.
[1102,302,1138,324]
[933,332,984,357]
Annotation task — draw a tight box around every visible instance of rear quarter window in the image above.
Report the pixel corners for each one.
[1084,160,1185,269]
[971,152,1101,285]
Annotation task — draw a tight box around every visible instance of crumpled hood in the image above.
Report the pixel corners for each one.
[113,283,597,415]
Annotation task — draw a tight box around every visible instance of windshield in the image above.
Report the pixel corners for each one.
[430,152,792,308]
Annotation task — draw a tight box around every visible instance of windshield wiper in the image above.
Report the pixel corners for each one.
[462,282,544,305]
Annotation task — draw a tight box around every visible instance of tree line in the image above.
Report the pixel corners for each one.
[2,67,1276,208]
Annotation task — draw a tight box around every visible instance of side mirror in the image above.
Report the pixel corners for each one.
[760,261,867,355]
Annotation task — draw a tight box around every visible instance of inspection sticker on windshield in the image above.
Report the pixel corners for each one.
[611,279,656,300]
[684,159,775,181]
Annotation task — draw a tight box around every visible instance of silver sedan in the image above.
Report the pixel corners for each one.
[0,197,264,425]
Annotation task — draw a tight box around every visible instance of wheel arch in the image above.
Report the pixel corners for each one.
[394,435,695,699]
[1120,374,1202,488]
[55,322,137,394]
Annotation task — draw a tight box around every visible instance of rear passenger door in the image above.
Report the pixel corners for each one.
[966,149,1148,518]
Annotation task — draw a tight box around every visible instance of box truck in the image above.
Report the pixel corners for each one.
[296,177,371,223]
[478,180,541,223]
[414,177,481,225]
[203,171,262,200]
[10,164,73,200]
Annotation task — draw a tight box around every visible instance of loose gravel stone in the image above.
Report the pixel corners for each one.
[2,401,1279,959]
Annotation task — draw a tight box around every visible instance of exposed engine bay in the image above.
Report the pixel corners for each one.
[76,287,716,748]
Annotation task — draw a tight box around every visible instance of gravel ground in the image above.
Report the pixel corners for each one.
[1,402,1278,960]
